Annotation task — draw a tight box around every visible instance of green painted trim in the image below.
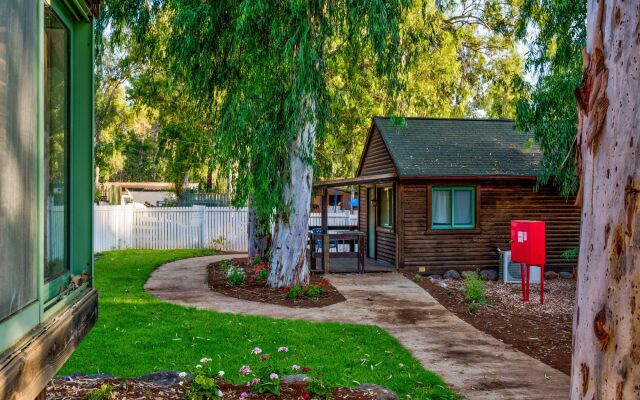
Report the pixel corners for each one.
[0,302,40,351]
[56,0,92,21]
[431,186,476,229]
[37,0,46,323]
[44,284,89,319]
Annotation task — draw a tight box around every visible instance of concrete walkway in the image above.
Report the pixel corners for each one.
[145,255,570,400]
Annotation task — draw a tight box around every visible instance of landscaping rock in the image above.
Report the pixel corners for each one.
[559,271,573,279]
[544,271,559,280]
[428,274,442,281]
[357,384,398,400]
[82,373,114,380]
[480,270,498,281]
[443,270,461,280]
[138,371,191,386]
[461,270,478,279]
[58,373,86,381]
[281,374,309,384]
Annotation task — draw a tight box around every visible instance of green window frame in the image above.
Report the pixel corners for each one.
[431,186,475,229]
[377,186,393,228]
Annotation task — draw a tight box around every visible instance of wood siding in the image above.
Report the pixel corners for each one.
[358,128,396,176]
[357,184,396,266]
[400,180,581,273]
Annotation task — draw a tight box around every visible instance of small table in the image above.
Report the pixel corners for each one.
[309,230,366,273]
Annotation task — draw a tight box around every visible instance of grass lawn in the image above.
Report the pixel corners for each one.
[60,250,457,399]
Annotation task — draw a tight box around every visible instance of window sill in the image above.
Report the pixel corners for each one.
[427,228,480,234]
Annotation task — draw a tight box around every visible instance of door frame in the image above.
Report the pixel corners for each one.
[367,187,376,258]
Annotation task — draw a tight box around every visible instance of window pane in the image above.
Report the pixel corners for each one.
[44,7,69,282]
[377,188,393,227]
[432,190,451,226]
[0,1,37,321]
[454,189,473,226]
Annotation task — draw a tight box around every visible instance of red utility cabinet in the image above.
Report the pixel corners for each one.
[510,220,546,265]
[510,220,546,303]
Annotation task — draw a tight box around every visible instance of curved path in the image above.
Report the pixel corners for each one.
[145,255,570,400]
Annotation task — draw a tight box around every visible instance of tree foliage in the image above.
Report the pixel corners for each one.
[515,0,586,196]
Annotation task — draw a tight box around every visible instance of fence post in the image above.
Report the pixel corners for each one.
[199,206,206,248]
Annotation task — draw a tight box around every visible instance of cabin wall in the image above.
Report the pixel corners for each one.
[357,184,397,266]
[399,180,581,273]
[358,128,396,176]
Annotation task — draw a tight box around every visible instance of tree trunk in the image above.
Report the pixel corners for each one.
[268,116,315,288]
[248,198,269,260]
[571,0,640,398]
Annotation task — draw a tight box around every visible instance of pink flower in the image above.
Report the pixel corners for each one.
[250,377,261,385]
[277,346,288,353]
[240,365,252,376]
[291,364,301,371]
[269,373,279,380]
[251,347,262,355]
[240,393,249,399]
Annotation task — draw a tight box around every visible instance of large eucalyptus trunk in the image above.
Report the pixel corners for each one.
[268,116,315,287]
[570,0,640,398]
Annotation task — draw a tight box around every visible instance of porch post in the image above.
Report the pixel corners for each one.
[321,188,329,274]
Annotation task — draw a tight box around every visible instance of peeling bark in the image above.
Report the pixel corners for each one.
[268,105,315,288]
[570,0,640,398]
[247,198,269,259]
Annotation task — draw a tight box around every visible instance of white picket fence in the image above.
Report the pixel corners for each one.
[93,205,357,252]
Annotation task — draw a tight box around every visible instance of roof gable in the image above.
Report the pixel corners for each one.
[370,117,541,177]
[356,125,397,177]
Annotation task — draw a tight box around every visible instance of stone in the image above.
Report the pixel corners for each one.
[82,373,114,380]
[544,271,559,280]
[443,270,462,280]
[281,374,309,384]
[559,271,573,279]
[58,373,86,381]
[357,384,398,400]
[428,274,443,281]
[479,270,498,281]
[138,371,192,385]
[461,271,478,279]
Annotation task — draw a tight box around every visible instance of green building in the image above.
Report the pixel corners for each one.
[0,1,99,398]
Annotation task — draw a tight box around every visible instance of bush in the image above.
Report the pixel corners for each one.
[255,267,269,281]
[561,247,579,260]
[284,281,327,299]
[464,273,487,305]
[87,384,113,400]
[227,266,245,286]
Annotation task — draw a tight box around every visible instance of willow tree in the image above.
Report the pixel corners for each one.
[571,0,640,397]
[102,0,411,286]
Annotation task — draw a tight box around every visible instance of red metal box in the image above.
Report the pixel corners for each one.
[510,220,546,265]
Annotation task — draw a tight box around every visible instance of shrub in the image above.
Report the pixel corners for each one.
[284,281,327,299]
[561,247,579,260]
[250,256,263,268]
[304,283,325,297]
[227,267,245,286]
[305,374,333,399]
[255,267,269,281]
[464,273,487,305]
[219,260,232,274]
[87,384,113,400]
[285,284,305,299]
[184,358,222,400]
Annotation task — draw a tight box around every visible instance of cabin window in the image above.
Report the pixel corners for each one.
[44,5,70,285]
[431,187,475,229]
[377,187,393,228]
[0,0,38,322]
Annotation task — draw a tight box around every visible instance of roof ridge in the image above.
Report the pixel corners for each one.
[373,116,515,123]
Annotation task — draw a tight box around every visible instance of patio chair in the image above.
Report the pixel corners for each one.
[311,227,338,252]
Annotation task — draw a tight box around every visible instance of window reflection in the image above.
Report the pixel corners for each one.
[44,6,69,282]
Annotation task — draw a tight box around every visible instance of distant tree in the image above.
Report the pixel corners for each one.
[515,0,586,197]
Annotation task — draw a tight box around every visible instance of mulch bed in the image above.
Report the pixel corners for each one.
[46,377,379,400]
[208,258,346,308]
[408,274,574,375]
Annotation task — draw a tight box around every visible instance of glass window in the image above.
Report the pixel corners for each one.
[44,6,69,282]
[432,187,475,229]
[377,187,393,228]
[0,0,38,321]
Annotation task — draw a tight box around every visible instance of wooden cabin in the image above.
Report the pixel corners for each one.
[0,1,99,398]
[319,117,581,274]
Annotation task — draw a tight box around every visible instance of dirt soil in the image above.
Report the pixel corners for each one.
[208,258,346,308]
[409,274,575,375]
[46,377,379,400]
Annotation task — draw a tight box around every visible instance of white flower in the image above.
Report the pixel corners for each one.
[217,389,223,397]
[269,373,279,380]
[240,365,252,376]
[250,377,261,385]
[200,357,212,363]
[291,364,301,371]
[218,370,225,377]
[178,372,187,378]
[277,346,288,353]
[179,381,184,386]
[251,347,262,355]
[196,364,203,369]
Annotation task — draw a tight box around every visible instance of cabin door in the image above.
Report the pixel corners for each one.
[367,188,375,258]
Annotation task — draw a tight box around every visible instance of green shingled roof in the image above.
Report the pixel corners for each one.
[373,117,541,177]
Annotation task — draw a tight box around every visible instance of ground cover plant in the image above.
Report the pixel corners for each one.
[60,250,456,399]
[208,258,345,308]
